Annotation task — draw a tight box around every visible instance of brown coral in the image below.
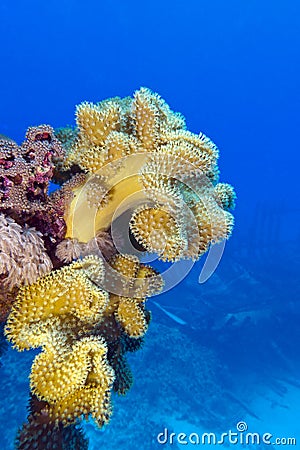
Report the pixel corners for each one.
[16,394,89,450]
[55,230,117,264]
[55,237,83,263]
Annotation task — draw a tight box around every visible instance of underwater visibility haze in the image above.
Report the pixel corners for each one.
[0,1,299,449]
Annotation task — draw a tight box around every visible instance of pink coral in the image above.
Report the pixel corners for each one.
[0,213,53,320]
[0,125,64,212]
[0,129,86,260]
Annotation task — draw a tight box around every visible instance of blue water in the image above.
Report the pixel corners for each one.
[0,1,299,449]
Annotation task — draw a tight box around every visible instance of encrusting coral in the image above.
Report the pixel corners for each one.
[1,88,236,441]
[0,125,63,213]
[0,126,87,271]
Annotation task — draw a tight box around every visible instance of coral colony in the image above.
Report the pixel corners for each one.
[0,88,235,448]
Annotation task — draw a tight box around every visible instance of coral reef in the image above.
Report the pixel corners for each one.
[93,322,230,450]
[0,88,235,444]
[136,323,222,423]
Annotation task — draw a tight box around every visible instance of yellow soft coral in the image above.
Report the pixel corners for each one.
[30,336,115,426]
[214,182,236,210]
[5,252,162,427]
[84,254,163,348]
[4,255,117,427]
[98,254,162,339]
[116,297,147,338]
[61,87,235,262]
[105,253,164,298]
[130,205,186,262]
[5,256,108,350]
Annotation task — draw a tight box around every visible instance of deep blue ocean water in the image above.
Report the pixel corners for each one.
[0,1,299,449]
